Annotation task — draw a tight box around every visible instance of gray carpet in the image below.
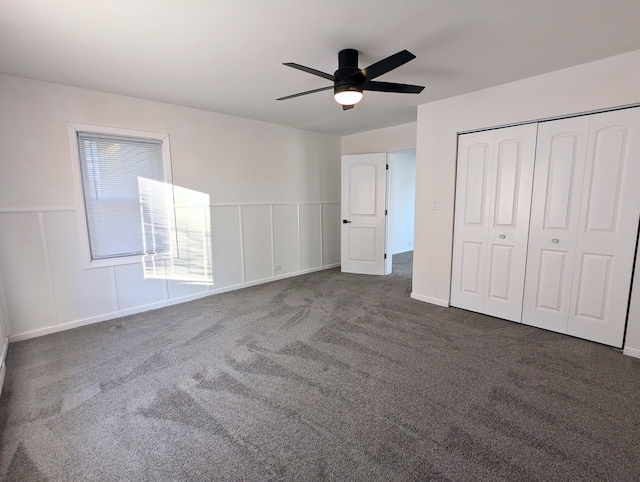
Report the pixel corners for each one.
[1,251,640,481]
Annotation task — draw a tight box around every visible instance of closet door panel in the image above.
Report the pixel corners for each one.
[484,123,538,322]
[450,131,493,313]
[522,116,590,332]
[568,108,640,347]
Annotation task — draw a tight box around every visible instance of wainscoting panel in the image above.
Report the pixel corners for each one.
[166,206,212,300]
[242,205,274,283]
[0,212,57,334]
[115,263,167,312]
[1,202,340,341]
[300,203,322,270]
[322,203,340,266]
[210,206,243,289]
[43,210,119,322]
[273,204,300,276]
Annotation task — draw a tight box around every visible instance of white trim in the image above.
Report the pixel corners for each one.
[297,204,302,271]
[0,335,7,363]
[457,102,640,136]
[410,292,450,307]
[239,205,246,283]
[0,207,76,213]
[9,310,123,342]
[67,122,174,270]
[623,346,640,359]
[269,204,276,277]
[8,263,341,342]
[319,203,324,267]
[0,202,341,215]
[0,364,5,397]
[38,211,59,326]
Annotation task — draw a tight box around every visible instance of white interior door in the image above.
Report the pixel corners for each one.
[450,130,493,313]
[523,116,590,333]
[484,124,537,322]
[341,153,388,275]
[451,124,537,322]
[568,108,640,346]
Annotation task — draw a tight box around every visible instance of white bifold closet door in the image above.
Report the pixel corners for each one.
[451,123,537,322]
[523,108,640,347]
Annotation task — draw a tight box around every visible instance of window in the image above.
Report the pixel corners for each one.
[69,124,176,267]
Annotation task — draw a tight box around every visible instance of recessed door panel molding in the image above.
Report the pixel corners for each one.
[465,144,489,225]
[544,134,579,230]
[522,116,590,333]
[568,108,640,347]
[535,250,567,312]
[348,164,377,215]
[460,241,483,294]
[494,140,521,227]
[347,227,376,262]
[584,127,628,232]
[487,245,513,301]
[574,253,612,320]
[341,153,388,275]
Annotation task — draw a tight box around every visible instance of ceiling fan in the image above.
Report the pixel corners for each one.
[277,49,425,110]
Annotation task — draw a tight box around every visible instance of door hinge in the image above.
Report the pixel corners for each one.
[385,209,388,215]
[384,253,387,259]
[386,164,389,170]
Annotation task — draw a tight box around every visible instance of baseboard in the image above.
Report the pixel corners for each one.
[0,336,7,397]
[410,292,449,307]
[0,364,5,397]
[623,346,640,359]
[8,263,341,343]
[0,336,7,366]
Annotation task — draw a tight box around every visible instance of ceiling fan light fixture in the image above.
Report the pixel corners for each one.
[334,84,363,105]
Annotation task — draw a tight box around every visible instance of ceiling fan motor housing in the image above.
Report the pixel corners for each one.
[334,49,364,94]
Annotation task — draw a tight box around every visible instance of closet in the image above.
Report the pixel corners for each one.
[451,107,640,347]
[450,123,537,322]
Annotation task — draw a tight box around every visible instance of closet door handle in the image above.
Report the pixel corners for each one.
[551,238,559,244]
[499,234,506,239]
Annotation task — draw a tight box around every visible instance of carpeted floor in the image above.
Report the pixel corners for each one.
[1,252,640,481]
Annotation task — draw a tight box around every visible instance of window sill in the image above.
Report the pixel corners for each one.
[84,252,174,269]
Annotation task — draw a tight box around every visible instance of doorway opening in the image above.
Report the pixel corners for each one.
[387,149,416,279]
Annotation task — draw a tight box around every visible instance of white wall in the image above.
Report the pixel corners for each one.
[0,74,341,341]
[388,151,416,255]
[412,49,640,355]
[342,122,416,155]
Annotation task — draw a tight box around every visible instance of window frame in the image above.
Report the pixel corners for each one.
[68,123,175,269]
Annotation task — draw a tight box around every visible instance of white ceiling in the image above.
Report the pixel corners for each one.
[2,0,640,136]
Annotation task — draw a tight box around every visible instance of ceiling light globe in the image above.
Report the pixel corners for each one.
[334,85,363,106]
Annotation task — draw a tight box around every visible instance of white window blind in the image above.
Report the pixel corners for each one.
[77,132,174,261]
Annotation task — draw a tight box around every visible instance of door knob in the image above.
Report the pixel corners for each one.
[342,219,351,224]
[499,234,506,239]
[551,238,559,244]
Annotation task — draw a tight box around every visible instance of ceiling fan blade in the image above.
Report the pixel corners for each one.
[355,50,416,81]
[283,63,335,81]
[276,85,333,101]
[364,80,425,94]
[342,104,354,111]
